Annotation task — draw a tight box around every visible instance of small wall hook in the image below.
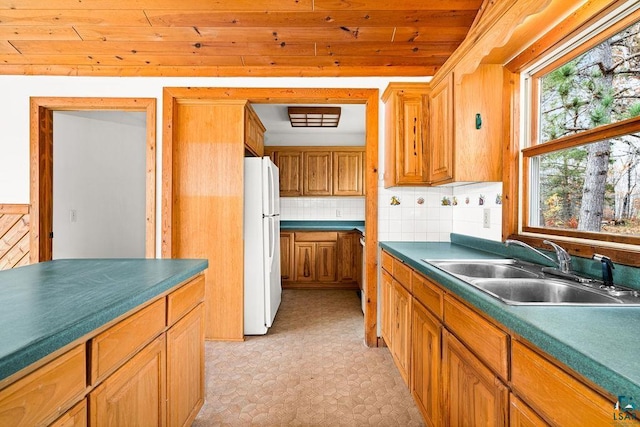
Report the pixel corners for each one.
[475,113,482,130]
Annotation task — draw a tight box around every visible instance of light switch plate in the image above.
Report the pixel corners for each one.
[483,208,490,228]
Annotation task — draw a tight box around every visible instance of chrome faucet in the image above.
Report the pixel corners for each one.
[505,239,580,280]
[542,240,572,273]
[504,239,558,267]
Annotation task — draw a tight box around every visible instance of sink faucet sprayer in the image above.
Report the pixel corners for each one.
[504,239,572,273]
[593,254,615,286]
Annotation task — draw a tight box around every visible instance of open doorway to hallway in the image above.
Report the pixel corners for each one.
[52,111,146,259]
[29,97,156,262]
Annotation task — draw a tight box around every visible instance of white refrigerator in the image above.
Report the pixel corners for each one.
[244,156,282,335]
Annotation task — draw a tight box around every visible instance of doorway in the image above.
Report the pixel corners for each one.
[52,111,147,258]
[162,87,379,347]
[30,97,157,262]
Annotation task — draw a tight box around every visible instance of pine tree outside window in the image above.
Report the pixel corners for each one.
[522,11,640,246]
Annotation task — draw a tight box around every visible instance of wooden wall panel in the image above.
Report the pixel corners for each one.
[0,204,30,270]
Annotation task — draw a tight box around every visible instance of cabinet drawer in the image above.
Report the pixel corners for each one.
[381,250,393,273]
[412,271,443,320]
[509,394,549,427]
[167,275,205,326]
[0,345,86,427]
[444,295,508,379]
[90,298,166,384]
[511,340,613,426]
[392,259,412,292]
[295,231,337,242]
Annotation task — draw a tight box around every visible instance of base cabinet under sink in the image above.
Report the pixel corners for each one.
[380,249,619,427]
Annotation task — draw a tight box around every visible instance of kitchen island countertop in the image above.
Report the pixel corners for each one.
[0,258,208,383]
[380,237,640,401]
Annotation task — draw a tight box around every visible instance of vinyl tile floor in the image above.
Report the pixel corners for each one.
[193,289,424,426]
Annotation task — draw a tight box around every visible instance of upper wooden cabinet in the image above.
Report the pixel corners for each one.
[333,151,364,196]
[244,104,266,157]
[383,65,508,187]
[274,151,303,197]
[303,151,332,196]
[267,146,365,197]
[427,75,454,184]
[382,83,430,187]
[450,65,507,183]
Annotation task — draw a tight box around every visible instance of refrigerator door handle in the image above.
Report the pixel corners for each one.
[267,216,276,271]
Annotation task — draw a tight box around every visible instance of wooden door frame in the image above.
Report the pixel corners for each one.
[30,97,157,262]
[162,87,380,347]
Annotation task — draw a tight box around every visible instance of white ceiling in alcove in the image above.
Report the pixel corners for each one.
[251,104,366,147]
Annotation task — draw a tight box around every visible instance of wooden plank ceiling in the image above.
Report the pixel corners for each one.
[0,0,484,77]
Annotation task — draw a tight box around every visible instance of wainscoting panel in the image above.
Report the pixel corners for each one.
[0,204,30,270]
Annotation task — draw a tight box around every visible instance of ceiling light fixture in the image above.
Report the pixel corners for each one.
[288,106,341,127]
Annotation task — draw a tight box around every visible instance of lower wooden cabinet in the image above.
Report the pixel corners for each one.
[0,345,86,427]
[316,242,337,282]
[167,303,205,427]
[286,231,360,289]
[337,231,357,282]
[380,250,619,427]
[280,232,294,282]
[391,280,412,385]
[89,334,167,427]
[511,340,614,426]
[412,300,442,427]
[0,273,206,427]
[442,330,508,427]
[380,261,411,386]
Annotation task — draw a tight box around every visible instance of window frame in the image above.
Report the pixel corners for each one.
[511,3,640,265]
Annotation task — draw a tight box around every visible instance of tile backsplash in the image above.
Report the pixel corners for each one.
[279,182,503,243]
[378,181,503,242]
[280,197,365,220]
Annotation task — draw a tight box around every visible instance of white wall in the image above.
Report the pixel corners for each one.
[52,111,146,258]
[0,74,504,252]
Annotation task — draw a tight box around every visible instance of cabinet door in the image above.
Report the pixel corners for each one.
[380,269,394,345]
[443,330,508,427]
[412,300,442,427]
[453,65,504,182]
[280,232,294,281]
[428,74,454,184]
[333,151,363,195]
[167,304,204,427]
[275,152,303,196]
[337,232,356,282]
[303,151,332,195]
[397,92,429,184]
[392,280,412,385]
[294,242,316,282]
[90,334,166,427]
[244,105,265,157]
[316,241,337,282]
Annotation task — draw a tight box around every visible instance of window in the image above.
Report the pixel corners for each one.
[523,11,640,246]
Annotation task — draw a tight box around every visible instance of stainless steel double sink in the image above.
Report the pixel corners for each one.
[424,259,640,306]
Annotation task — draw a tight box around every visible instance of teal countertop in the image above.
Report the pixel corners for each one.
[380,236,640,401]
[281,220,364,234]
[0,258,208,382]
